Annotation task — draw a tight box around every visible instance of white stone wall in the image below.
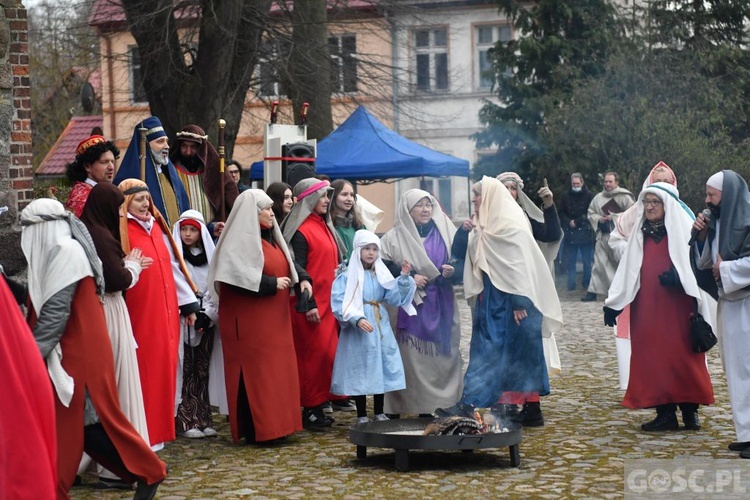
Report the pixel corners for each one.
[391,2,509,220]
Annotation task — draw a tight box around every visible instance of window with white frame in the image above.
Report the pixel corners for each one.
[418,177,453,216]
[329,34,357,94]
[476,24,512,90]
[414,28,449,92]
[128,46,147,104]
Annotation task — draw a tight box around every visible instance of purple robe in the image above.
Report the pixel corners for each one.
[396,226,454,355]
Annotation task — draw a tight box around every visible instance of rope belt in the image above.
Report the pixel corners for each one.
[364,300,384,337]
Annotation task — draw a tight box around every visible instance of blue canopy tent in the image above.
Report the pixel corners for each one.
[250,106,470,182]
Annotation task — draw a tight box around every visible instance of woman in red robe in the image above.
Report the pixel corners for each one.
[118,179,199,448]
[20,198,166,499]
[604,183,715,432]
[281,178,344,430]
[209,189,308,442]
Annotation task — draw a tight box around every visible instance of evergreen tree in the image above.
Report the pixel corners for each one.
[539,47,750,209]
[644,0,750,143]
[474,0,750,202]
[646,0,750,48]
[473,0,623,178]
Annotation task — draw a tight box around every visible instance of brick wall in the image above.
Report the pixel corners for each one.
[0,0,32,273]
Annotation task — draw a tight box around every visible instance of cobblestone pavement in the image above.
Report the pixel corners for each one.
[72,283,737,499]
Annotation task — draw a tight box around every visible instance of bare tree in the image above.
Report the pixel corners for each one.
[31,0,456,163]
[287,0,334,139]
[118,0,273,157]
[29,0,100,169]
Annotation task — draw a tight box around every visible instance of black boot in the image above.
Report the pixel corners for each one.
[302,405,333,431]
[514,402,544,427]
[641,405,678,432]
[134,478,163,500]
[728,441,750,452]
[490,403,520,420]
[679,403,700,431]
[435,402,475,418]
[581,292,597,302]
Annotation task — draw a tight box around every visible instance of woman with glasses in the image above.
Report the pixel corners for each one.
[380,189,464,418]
[226,160,250,193]
[607,162,678,392]
[604,183,715,432]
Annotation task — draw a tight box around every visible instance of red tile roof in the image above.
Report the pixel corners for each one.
[36,115,104,177]
[89,0,127,26]
[89,0,378,28]
[89,0,201,28]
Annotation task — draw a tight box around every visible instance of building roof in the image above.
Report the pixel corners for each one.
[89,0,379,29]
[36,115,104,178]
[89,0,201,30]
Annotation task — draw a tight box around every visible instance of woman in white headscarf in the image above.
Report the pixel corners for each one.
[330,230,416,423]
[281,178,349,428]
[21,198,167,498]
[497,172,563,408]
[380,189,464,417]
[607,161,678,391]
[605,182,715,432]
[497,172,562,271]
[436,177,563,426]
[609,161,678,261]
[208,189,306,443]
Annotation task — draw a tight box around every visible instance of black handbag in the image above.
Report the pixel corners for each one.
[690,301,717,353]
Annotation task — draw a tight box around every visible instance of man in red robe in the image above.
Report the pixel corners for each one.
[64,135,119,217]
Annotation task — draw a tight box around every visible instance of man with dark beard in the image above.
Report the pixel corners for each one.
[170,125,239,238]
[691,170,750,457]
[114,116,190,227]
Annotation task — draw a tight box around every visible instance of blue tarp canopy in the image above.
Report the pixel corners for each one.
[250,106,470,181]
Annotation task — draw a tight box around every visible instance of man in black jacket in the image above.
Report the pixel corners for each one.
[559,173,595,291]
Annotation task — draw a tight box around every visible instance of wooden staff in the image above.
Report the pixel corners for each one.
[138,125,148,182]
[270,100,279,125]
[299,102,309,126]
[218,119,226,221]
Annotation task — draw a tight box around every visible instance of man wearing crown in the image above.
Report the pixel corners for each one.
[64,135,120,217]
[170,124,238,238]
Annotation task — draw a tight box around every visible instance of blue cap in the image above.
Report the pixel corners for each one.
[140,116,167,142]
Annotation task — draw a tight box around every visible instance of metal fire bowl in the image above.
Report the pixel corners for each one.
[349,418,523,471]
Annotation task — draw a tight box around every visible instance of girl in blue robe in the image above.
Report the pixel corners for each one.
[330,230,416,423]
